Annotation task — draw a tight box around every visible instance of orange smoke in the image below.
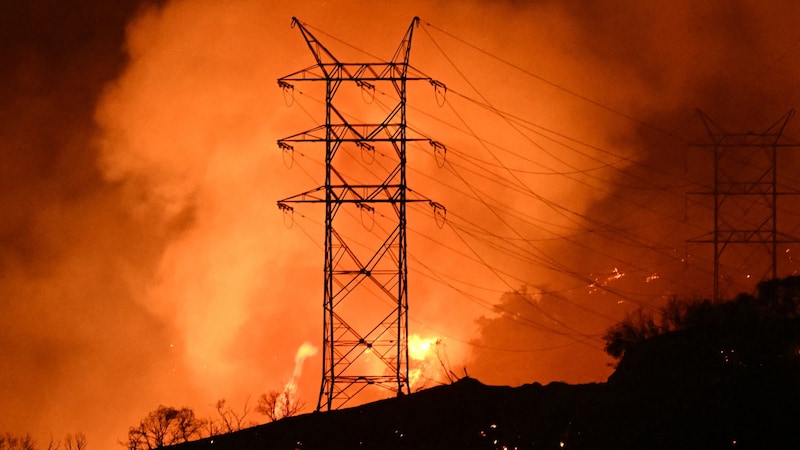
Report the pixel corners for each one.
[90,0,800,430]
[4,1,800,449]
[286,342,318,391]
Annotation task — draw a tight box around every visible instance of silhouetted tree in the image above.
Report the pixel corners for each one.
[62,433,86,450]
[603,276,800,359]
[1,433,87,450]
[756,275,800,319]
[255,388,302,422]
[409,338,464,391]
[0,433,36,450]
[659,295,693,331]
[433,338,462,384]
[206,398,253,434]
[602,308,661,359]
[127,406,202,449]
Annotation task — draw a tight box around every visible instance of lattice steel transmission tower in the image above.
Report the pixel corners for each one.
[690,110,800,301]
[276,17,442,411]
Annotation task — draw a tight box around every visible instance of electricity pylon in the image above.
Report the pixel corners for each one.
[276,17,443,411]
[690,110,800,301]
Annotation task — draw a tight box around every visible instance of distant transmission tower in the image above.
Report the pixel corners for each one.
[276,17,443,410]
[691,110,799,301]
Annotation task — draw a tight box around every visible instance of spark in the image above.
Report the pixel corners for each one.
[588,267,627,292]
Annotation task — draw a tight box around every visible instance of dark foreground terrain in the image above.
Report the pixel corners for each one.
[168,318,800,450]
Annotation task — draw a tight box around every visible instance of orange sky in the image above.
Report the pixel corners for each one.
[2,1,800,448]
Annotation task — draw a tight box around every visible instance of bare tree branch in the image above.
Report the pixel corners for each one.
[126,405,203,449]
[255,388,302,422]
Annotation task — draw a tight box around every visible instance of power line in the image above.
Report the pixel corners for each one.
[418,19,689,142]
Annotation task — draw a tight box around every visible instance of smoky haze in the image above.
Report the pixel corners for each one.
[2,1,799,449]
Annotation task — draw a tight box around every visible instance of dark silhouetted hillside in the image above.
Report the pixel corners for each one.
[166,334,798,449]
[166,278,800,449]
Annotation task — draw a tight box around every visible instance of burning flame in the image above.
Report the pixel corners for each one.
[266,342,318,420]
[588,267,627,293]
[407,334,446,388]
[286,341,317,391]
[409,334,439,361]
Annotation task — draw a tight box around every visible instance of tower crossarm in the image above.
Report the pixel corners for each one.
[278,185,440,206]
[279,16,423,85]
[278,129,429,144]
[279,63,430,83]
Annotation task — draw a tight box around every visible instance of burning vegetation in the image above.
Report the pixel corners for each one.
[4,1,800,448]
[124,277,799,449]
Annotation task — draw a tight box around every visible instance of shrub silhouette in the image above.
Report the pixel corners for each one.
[127,406,203,449]
[603,275,800,359]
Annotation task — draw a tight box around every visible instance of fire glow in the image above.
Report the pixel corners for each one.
[273,342,318,419]
[409,334,439,361]
[5,1,800,448]
[407,334,444,388]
